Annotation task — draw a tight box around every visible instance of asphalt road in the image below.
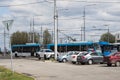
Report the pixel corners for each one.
[0,58,120,80]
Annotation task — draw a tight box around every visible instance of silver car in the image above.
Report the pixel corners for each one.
[77,52,103,65]
[57,51,79,63]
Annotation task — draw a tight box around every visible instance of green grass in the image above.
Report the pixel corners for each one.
[0,66,34,80]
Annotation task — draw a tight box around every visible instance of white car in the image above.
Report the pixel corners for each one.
[70,51,88,64]
[36,49,55,60]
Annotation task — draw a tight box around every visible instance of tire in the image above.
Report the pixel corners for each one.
[115,61,120,67]
[81,62,85,65]
[100,62,104,64]
[107,63,112,66]
[49,55,53,60]
[15,54,18,57]
[72,62,76,64]
[62,58,67,63]
[88,59,93,65]
[36,54,39,57]
[38,55,41,60]
[44,55,46,60]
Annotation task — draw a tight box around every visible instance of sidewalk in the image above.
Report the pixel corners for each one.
[0,54,11,59]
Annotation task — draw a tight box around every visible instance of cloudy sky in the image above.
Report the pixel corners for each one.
[0,0,120,50]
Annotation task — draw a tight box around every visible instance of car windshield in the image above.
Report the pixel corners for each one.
[108,52,116,56]
[106,50,118,56]
[80,52,88,56]
[74,52,80,55]
[40,50,43,52]
[40,49,52,52]
[111,50,118,53]
[45,50,52,52]
[67,52,74,55]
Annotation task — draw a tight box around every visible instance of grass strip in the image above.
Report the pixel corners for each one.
[0,66,34,80]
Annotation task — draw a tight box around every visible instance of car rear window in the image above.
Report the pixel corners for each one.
[45,50,52,52]
[74,52,79,55]
[80,52,88,56]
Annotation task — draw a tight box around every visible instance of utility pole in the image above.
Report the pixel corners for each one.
[57,10,59,44]
[41,26,43,44]
[83,7,86,41]
[108,27,109,43]
[4,28,6,56]
[104,24,110,43]
[33,17,35,43]
[54,0,58,60]
[83,4,96,41]
[29,19,32,42]
[107,26,109,43]
[81,27,83,41]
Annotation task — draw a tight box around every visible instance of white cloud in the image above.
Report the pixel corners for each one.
[0,0,120,49]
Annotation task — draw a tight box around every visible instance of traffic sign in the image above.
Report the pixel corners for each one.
[2,20,14,31]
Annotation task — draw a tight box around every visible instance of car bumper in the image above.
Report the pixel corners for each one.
[77,59,88,63]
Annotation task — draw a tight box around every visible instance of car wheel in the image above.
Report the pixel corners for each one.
[15,54,18,57]
[115,61,120,67]
[38,56,41,60]
[107,63,112,66]
[100,62,103,64]
[88,59,93,65]
[81,62,85,65]
[72,62,76,64]
[62,58,67,63]
[36,54,39,57]
[44,55,47,60]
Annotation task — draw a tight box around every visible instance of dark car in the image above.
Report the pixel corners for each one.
[104,52,120,67]
[77,52,103,65]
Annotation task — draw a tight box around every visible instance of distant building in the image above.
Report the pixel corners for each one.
[115,33,120,43]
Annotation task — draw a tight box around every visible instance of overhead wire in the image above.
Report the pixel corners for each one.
[0,1,51,7]
[0,0,120,8]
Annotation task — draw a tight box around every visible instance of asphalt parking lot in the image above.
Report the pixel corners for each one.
[0,58,120,80]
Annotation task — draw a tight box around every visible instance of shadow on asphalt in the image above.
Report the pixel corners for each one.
[98,64,117,67]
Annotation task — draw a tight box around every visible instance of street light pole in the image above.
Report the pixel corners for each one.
[92,25,110,42]
[56,8,68,44]
[83,7,86,41]
[83,4,96,41]
[54,0,58,60]
[104,24,109,43]
[33,17,35,43]
[4,28,6,56]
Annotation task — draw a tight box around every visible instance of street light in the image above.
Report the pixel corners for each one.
[92,25,110,42]
[31,15,43,43]
[56,8,68,44]
[83,4,96,41]
[104,24,109,43]
[54,0,58,60]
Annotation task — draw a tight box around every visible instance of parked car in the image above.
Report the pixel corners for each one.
[36,49,55,60]
[104,52,120,67]
[57,51,79,63]
[77,52,103,65]
[70,51,88,64]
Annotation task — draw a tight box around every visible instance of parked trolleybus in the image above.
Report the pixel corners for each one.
[47,41,107,56]
[12,43,41,57]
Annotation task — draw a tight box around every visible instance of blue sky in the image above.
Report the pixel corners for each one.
[0,0,120,50]
[0,7,10,15]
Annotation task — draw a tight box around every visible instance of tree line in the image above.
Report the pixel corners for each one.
[11,29,115,45]
[11,29,52,45]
